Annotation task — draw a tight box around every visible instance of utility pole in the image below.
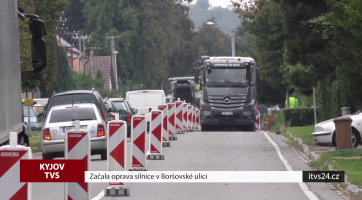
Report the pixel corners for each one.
[313,86,317,124]
[231,29,235,57]
[85,47,100,78]
[64,31,79,69]
[73,35,91,53]
[106,36,120,91]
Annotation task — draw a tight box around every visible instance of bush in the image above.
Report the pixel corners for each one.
[282,108,315,127]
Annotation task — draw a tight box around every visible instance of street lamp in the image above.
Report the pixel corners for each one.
[207,22,235,57]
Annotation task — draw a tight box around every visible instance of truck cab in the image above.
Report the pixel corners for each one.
[195,56,261,131]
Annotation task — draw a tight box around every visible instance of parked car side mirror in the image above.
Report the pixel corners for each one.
[132,108,138,114]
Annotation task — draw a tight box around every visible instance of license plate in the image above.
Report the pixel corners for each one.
[221,112,233,115]
[61,126,87,133]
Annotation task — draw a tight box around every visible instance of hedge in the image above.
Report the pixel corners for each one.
[280,108,316,127]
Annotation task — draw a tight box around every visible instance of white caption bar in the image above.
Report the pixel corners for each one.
[85,171,303,183]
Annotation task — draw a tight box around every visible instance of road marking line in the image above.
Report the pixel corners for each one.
[91,190,105,200]
[264,132,319,200]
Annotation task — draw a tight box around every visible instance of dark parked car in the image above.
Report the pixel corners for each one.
[109,98,136,138]
[103,98,125,121]
[42,89,111,124]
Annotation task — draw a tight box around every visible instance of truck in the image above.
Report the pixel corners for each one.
[168,77,195,105]
[194,55,261,131]
[0,4,47,146]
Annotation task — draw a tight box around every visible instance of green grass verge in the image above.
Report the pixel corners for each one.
[309,151,362,187]
[30,131,42,154]
[287,125,314,145]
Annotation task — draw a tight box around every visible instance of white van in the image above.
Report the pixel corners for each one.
[126,90,166,127]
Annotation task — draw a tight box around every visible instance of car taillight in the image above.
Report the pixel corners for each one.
[97,125,105,137]
[126,113,132,122]
[102,113,106,120]
[43,128,51,140]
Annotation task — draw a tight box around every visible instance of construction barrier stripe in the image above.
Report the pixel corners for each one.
[150,110,163,154]
[66,130,90,200]
[187,105,192,130]
[158,105,168,142]
[0,148,31,200]
[108,120,127,186]
[175,101,183,131]
[196,109,200,131]
[255,111,260,131]
[183,103,188,130]
[167,103,175,136]
[131,116,146,168]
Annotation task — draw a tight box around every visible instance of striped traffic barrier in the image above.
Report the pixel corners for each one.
[255,110,260,131]
[167,103,177,141]
[0,132,32,200]
[105,114,130,196]
[175,101,184,134]
[147,110,164,160]
[187,105,193,131]
[182,103,188,132]
[195,109,200,131]
[158,105,170,147]
[65,120,90,200]
[130,115,147,171]
[192,106,196,131]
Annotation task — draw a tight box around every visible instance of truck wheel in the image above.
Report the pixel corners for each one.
[101,150,107,160]
[42,152,53,160]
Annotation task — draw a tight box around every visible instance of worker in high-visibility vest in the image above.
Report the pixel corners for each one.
[285,95,299,108]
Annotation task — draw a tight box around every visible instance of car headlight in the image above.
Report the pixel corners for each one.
[314,126,323,132]
[243,111,251,116]
[203,111,211,116]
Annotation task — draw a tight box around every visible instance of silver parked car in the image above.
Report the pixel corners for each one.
[311,110,362,148]
[41,103,107,160]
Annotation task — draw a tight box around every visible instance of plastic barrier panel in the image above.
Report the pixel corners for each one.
[182,103,188,132]
[195,109,200,131]
[175,101,184,134]
[105,113,130,196]
[0,132,32,200]
[65,120,90,200]
[158,105,170,147]
[147,110,165,160]
[255,110,260,131]
[167,103,177,140]
[187,105,193,131]
[130,115,147,171]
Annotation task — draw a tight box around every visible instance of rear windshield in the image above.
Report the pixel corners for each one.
[49,107,97,123]
[49,94,100,111]
[113,101,129,112]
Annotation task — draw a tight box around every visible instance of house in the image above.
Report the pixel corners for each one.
[84,56,116,90]
[56,35,87,73]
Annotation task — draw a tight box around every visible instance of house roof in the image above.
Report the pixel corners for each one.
[84,56,114,90]
[56,35,84,56]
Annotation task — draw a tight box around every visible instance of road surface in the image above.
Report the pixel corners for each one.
[32,131,345,200]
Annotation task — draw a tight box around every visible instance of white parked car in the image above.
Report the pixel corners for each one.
[41,103,107,160]
[311,110,362,148]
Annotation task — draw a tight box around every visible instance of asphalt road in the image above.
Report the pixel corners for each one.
[32,131,346,200]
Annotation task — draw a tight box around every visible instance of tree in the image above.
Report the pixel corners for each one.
[194,0,210,10]
[234,0,289,103]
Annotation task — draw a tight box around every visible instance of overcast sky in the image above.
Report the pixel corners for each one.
[188,0,236,8]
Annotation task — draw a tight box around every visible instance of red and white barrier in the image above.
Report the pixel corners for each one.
[255,110,260,131]
[158,105,170,147]
[175,101,184,134]
[192,107,196,130]
[195,109,200,131]
[147,110,165,160]
[105,114,129,196]
[182,103,188,132]
[187,105,193,131]
[65,120,90,200]
[167,103,177,140]
[130,115,147,171]
[0,132,32,200]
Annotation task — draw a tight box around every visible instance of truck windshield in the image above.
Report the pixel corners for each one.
[205,68,249,84]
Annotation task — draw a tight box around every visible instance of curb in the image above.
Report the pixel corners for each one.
[285,131,362,198]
